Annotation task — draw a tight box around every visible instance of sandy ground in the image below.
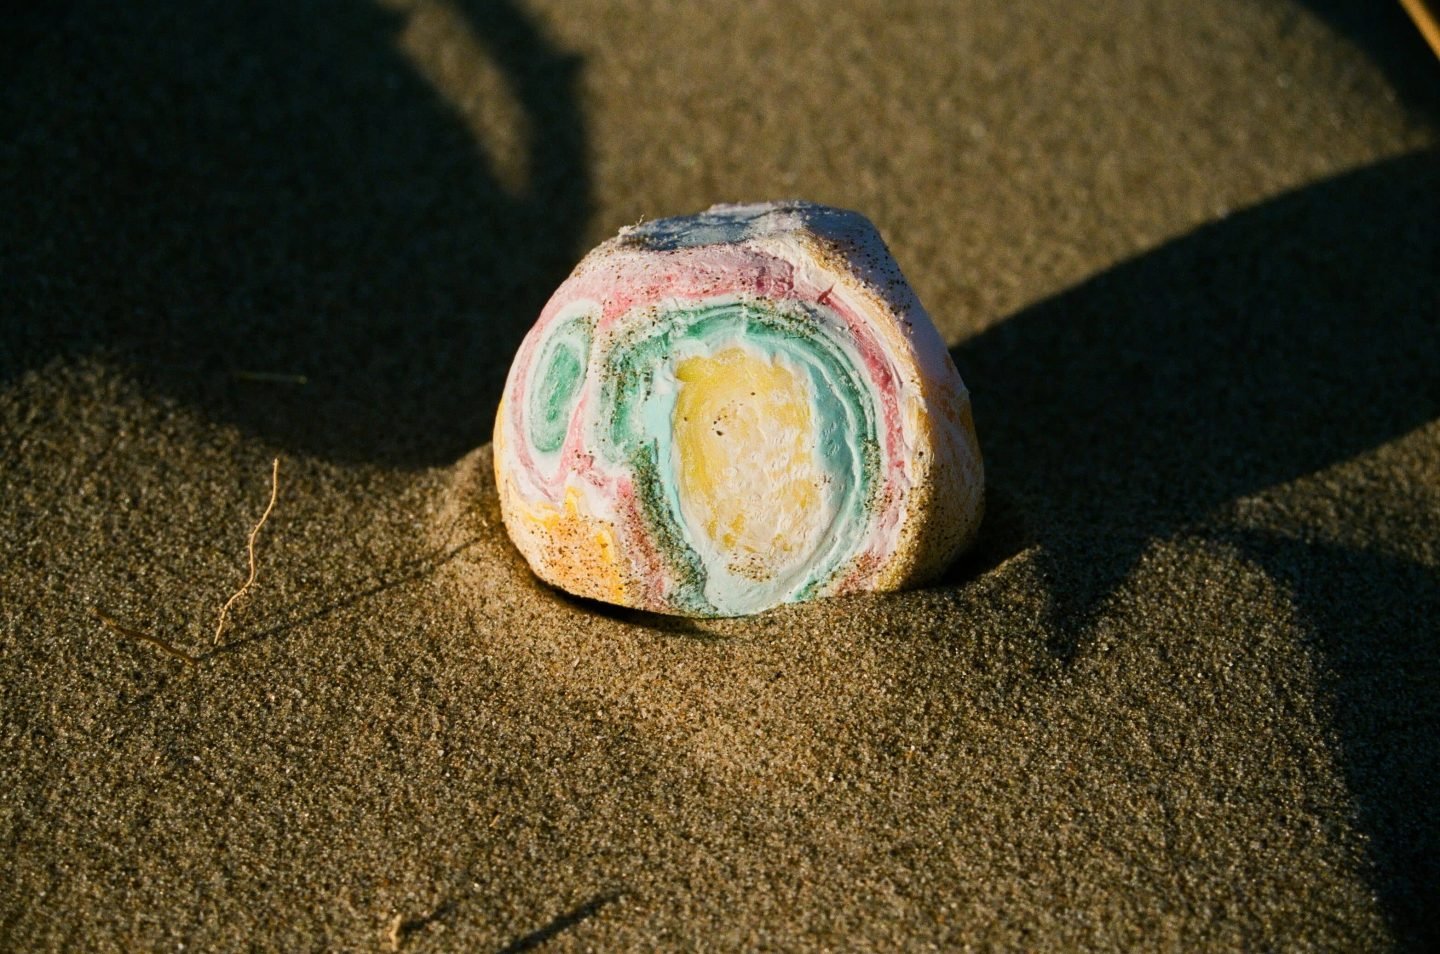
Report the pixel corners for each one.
[3,0,1438,949]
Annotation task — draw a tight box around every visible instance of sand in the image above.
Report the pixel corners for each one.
[3,0,1437,949]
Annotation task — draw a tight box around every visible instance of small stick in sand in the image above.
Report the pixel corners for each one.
[214,458,281,646]
[90,606,198,668]
[1400,0,1440,59]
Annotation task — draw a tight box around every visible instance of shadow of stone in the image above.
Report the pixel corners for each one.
[1,0,589,467]
[953,149,1439,659]
[951,149,1438,941]
[552,590,722,639]
[1216,528,1440,950]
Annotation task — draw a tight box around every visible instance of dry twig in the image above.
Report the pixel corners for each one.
[1400,0,1440,59]
[90,606,198,667]
[214,458,280,646]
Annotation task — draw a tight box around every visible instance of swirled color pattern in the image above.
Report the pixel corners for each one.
[494,201,983,616]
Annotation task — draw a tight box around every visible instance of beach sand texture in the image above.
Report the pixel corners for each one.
[3,0,1438,949]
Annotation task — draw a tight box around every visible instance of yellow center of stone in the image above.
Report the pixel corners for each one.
[673,346,825,580]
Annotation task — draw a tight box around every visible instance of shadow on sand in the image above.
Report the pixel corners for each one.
[2,0,589,467]
[1288,0,1440,126]
[953,150,1439,946]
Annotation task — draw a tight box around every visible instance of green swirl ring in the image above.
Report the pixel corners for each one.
[596,298,881,616]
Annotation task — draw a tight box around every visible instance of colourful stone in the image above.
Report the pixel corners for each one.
[494,201,984,616]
